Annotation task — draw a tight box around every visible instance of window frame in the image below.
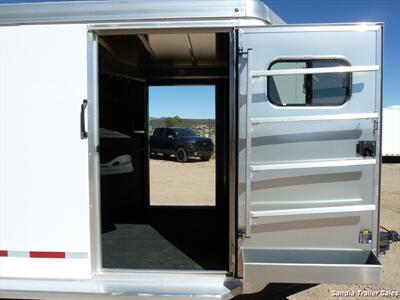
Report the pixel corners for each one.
[266,58,352,107]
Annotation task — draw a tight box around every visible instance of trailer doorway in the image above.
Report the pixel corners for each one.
[148,85,216,207]
[97,30,232,271]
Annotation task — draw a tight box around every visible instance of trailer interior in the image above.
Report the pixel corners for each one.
[98,30,232,271]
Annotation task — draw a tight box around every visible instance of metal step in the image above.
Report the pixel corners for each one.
[0,273,242,300]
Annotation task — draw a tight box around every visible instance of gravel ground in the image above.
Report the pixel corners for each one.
[149,157,215,206]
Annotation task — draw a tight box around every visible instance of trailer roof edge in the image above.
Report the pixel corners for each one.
[0,0,286,26]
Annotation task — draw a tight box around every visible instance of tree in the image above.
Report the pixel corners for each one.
[164,116,182,127]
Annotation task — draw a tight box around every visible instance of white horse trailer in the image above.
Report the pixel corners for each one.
[382,105,400,160]
[0,0,384,299]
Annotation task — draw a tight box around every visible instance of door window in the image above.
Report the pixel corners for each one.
[267,59,351,106]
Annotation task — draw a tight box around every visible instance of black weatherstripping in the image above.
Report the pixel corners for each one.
[98,32,231,271]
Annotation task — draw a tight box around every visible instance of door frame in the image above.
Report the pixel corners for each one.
[86,27,238,276]
[87,30,102,275]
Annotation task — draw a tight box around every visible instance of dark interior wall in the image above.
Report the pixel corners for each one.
[99,74,148,229]
[98,32,231,271]
[99,75,146,137]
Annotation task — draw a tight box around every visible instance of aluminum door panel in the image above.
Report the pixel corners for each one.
[250,164,375,210]
[251,120,374,162]
[238,24,382,283]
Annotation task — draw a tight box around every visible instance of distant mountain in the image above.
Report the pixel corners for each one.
[149,117,215,128]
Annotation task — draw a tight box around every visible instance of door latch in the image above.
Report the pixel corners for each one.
[356,141,376,157]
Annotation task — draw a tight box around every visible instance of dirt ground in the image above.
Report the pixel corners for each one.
[149,157,216,206]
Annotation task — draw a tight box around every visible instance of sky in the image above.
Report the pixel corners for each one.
[265,0,399,108]
[149,86,215,119]
[153,0,399,118]
[150,0,399,118]
[1,0,399,116]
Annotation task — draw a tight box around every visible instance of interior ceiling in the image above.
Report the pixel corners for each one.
[148,33,216,64]
[101,32,223,66]
[99,32,228,80]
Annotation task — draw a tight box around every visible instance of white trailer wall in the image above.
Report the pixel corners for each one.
[0,24,92,278]
[382,105,400,157]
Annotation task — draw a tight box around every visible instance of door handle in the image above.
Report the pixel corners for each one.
[80,99,88,139]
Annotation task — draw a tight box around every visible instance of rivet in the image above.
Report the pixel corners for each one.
[234,7,239,12]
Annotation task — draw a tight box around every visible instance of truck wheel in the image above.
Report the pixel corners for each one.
[200,156,211,161]
[176,148,188,162]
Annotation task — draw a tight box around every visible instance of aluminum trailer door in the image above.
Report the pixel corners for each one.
[237,24,382,284]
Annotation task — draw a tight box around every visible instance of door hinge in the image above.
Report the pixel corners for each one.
[238,47,249,55]
[238,228,246,239]
[373,119,379,135]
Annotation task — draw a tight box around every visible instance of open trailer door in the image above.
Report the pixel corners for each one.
[237,24,383,284]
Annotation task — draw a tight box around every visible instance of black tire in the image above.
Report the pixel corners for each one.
[200,156,211,161]
[175,148,188,162]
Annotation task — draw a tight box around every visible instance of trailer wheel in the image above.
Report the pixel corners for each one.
[176,148,188,162]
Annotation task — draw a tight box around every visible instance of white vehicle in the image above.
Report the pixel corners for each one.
[382,105,400,160]
[0,0,384,299]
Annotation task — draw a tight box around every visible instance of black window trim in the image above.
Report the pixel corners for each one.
[266,58,352,107]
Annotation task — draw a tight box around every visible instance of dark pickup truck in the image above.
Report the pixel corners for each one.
[150,127,214,162]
